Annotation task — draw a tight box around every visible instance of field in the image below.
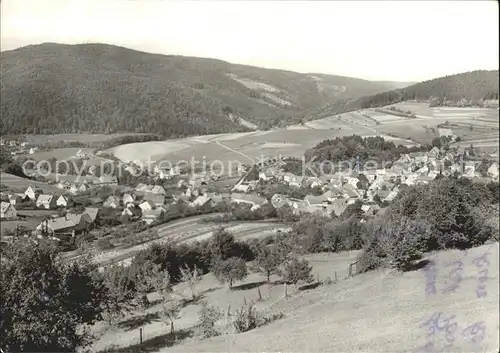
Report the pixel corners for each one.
[89,243,499,353]
[90,215,290,268]
[0,172,62,193]
[92,101,499,172]
[21,133,150,145]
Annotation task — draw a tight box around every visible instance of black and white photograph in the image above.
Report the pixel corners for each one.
[0,1,499,352]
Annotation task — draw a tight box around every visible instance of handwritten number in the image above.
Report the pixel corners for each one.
[462,321,486,343]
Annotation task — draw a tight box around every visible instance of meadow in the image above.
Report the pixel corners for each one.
[89,243,499,353]
[0,172,61,194]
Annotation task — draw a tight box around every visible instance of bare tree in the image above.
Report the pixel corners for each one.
[179,264,202,300]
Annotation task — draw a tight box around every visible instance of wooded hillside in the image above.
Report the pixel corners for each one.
[0,43,401,136]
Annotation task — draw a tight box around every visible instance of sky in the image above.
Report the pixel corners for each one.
[1,0,498,82]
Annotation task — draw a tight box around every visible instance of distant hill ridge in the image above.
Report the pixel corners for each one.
[0,43,410,137]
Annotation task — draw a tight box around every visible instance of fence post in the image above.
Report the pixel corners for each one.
[139,328,143,344]
[348,264,353,278]
[334,271,338,283]
[284,283,288,298]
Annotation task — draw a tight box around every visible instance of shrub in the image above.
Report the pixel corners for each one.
[280,258,313,286]
[198,301,223,338]
[233,302,284,333]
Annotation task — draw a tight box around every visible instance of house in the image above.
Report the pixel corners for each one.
[270,194,289,209]
[330,199,349,217]
[488,162,499,179]
[463,161,476,178]
[57,180,71,190]
[304,194,329,207]
[177,179,188,188]
[122,193,136,205]
[65,213,93,233]
[409,152,429,165]
[345,177,360,188]
[428,146,441,159]
[121,205,142,220]
[8,194,25,206]
[29,147,38,154]
[56,195,71,208]
[99,175,118,186]
[69,183,88,195]
[139,200,156,212]
[147,185,166,195]
[84,207,100,223]
[383,188,400,203]
[142,193,165,206]
[142,207,166,225]
[76,149,86,158]
[25,185,43,201]
[438,128,454,138]
[135,183,150,192]
[190,195,215,208]
[341,185,360,200]
[103,195,120,208]
[232,183,254,193]
[1,202,17,219]
[361,204,380,217]
[36,194,57,209]
[303,177,323,189]
[288,175,305,188]
[36,217,77,237]
[230,193,267,211]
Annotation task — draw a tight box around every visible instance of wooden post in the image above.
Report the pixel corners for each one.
[334,271,338,283]
[284,283,288,298]
[243,296,247,305]
[257,286,262,301]
[227,304,231,317]
[139,328,143,344]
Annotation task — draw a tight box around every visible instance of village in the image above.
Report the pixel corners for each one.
[1,143,499,252]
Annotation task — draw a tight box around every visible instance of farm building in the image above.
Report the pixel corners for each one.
[488,162,499,179]
[1,202,17,219]
[36,194,57,209]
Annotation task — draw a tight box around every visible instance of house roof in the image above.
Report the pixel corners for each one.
[331,199,348,217]
[342,185,359,198]
[105,195,120,203]
[40,217,76,231]
[149,185,166,195]
[37,194,54,203]
[84,207,99,222]
[140,200,156,208]
[191,195,212,207]
[66,213,92,225]
[1,201,12,214]
[230,193,266,205]
[304,194,326,205]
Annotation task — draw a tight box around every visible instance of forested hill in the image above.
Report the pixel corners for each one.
[345,70,499,110]
[0,43,403,137]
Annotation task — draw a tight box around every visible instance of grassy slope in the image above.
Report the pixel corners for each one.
[0,43,401,136]
[153,243,499,353]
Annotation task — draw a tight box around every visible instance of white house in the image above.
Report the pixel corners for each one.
[56,195,71,208]
[25,185,43,201]
[1,202,17,219]
[488,162,499,179]
[139,200,155,212]
[122,193,136,205]
[36,194,57,209]
[76,149,86,158]
[103,195,120,208]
